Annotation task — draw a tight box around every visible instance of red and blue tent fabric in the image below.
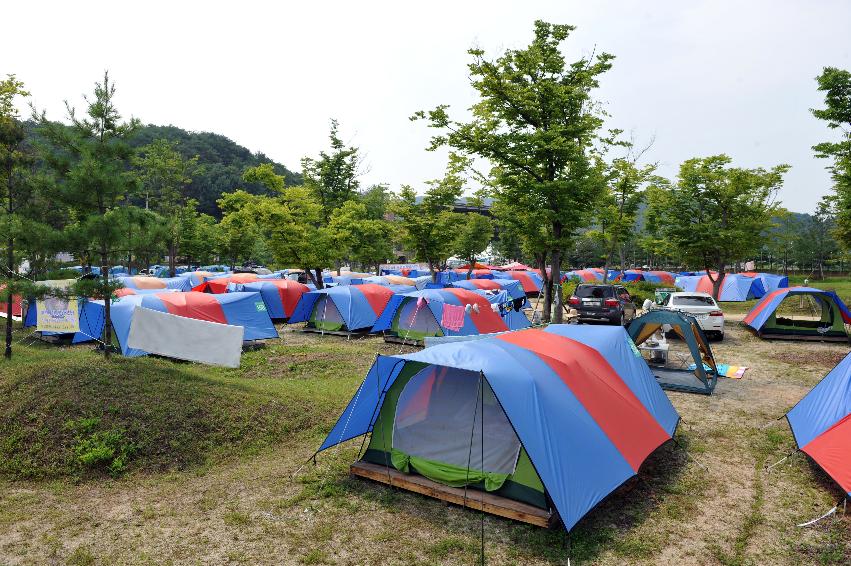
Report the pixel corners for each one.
[742,287,851,332]
[493,270,543,294]
[179,270,223,288]
[492,262,531,271]
[192,273,263,293]
[117,275,192,292]
[642,271,676,285]
[288,283,406,332]
[740,272,789,293]
[786,352,851,496]
[107,291,278,357]
[451,278,528,307]
[316,324,680,530]
[363,275,418,287]
[562,269,604,283]
[372,288,512,336]
[453,269,495,280]
[235,280,311,320]
[674,273,766,301]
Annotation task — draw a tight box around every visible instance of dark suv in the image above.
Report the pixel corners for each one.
[568,284,637,325]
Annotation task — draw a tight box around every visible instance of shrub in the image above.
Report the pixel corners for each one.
[65,417,134,477]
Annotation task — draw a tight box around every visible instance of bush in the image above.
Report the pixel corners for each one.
[65,417,134,477]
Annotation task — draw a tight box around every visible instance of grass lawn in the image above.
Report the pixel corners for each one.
[1,321,850,564]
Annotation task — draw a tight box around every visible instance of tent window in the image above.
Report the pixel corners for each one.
[311,295,346,330]
[393,365,521,476]
[394,298,443,338]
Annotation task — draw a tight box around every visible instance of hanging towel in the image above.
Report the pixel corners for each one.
[441,304,466,331]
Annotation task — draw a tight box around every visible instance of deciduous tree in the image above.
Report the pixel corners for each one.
[413,21,613,322]
[648,155,788,299]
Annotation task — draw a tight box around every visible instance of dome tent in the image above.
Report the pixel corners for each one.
[288,283,412,335]
[315,325,679,530]
[627,310,719,395]
[742,287,851,342]
[372,288,513,345]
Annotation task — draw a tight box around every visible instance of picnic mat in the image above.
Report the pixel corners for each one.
[688,363,748,379]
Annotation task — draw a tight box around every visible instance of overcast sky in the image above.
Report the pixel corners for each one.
[7,1,851,213]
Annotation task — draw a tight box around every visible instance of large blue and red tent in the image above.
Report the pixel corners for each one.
[372,288,513,339]
[288,283,407,333]
[740,272,789,293]
[675,273,766,301]
[317,324,679,530]
[236,280,311,320]
[492,270,543,294]
[107,291,278,356]
[642,271,676,285]
[787,352,851,496]
[23,298,106,344]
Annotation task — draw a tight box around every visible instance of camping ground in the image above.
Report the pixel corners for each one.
[1,295,850,565]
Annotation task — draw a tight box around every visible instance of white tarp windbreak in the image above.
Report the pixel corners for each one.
[127,306,244,368]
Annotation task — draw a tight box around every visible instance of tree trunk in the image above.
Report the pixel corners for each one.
[168,239,177,278]
[5,237,13,360]
[551,249,563,324]
[101,244,112,360]
[428,260,437,284]
[466,258,474,280]
[313,267,325,290]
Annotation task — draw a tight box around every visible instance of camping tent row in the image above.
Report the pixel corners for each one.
[562,269,676,285]
[377,268,544,295]
[24,291,279,354]
[742,287,851,342]
[317,324,680,530]
[675,273,766,302]
[289,279,533,338]
[372,287,530,345]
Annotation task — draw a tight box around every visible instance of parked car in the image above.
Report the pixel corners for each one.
[659,291,725,340]
[568,284,637,325]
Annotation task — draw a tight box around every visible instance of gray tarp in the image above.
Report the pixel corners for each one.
[127,306,244,368]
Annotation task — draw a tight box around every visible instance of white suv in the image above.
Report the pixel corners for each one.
[659,292,725,340]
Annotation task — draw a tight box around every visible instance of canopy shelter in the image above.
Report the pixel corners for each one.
[787,352,851,497]
[106,291,278,357]
[235,280,310,320]
[288,283,405,335]
[740,272,789,293]
[674,273,766,301]
[372,288,512,345]
[627,310,719,395]
[742,287,851,342]
[316,325,679,530]
[117,275,192,293]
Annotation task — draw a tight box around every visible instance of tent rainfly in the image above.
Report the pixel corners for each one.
[674,273,765,302]
[315,325,679,530]
[787,351,851,498]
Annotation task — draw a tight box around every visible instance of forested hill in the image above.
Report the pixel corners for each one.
[129,125,301,217]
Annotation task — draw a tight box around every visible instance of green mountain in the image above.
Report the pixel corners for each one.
[129,125,301,217]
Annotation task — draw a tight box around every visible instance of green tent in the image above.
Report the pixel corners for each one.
[362,361,548,509]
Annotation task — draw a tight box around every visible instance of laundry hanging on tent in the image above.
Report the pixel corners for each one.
[441,303,465,331]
